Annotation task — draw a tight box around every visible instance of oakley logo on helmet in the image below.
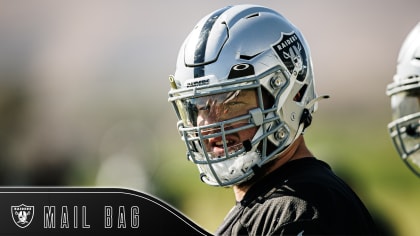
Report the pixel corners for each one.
[228,63,255,79]
[272,32,307,81]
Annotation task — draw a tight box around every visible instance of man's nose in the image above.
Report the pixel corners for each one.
[199,108,225,136]
[203,110,219,124]
[200,103,227,124]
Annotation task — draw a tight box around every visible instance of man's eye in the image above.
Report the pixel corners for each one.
[224,101,243,107]
[198,104,210,111]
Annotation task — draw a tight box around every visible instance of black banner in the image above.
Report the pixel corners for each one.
[0,187,212,235]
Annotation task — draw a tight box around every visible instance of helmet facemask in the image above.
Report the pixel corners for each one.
[388,83,420,176]
[387,22,420,177]
[169,67,292,186]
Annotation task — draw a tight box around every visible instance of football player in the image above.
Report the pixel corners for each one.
[387,22,420,177]
[168,4,378,235]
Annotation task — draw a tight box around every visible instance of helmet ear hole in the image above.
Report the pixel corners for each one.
[261,86,275,109]
[293,84,308,102]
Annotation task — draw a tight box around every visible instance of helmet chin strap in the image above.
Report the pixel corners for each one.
[198,140,262,186]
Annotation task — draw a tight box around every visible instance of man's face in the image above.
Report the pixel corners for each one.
[194,89,260,157]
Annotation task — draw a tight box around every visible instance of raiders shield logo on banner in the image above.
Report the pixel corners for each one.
[11,204,34,228]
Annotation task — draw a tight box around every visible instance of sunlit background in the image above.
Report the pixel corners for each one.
[1,0,419,235]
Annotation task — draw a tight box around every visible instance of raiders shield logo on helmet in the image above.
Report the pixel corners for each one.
[11,204,34,228]
[272,31,308,82]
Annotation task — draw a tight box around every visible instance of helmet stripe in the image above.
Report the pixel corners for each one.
[193,6,231,78]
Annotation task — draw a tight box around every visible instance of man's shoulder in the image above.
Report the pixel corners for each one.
[244,157,360,216]
[260,158,339,190]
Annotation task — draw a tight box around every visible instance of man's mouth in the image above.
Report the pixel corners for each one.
[213,139,235,148]
[208,136,240,157]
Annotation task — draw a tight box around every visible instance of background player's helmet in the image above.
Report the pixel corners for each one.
[168,4,323,186]
[387,22,420,177]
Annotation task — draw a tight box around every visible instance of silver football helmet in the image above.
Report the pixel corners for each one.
[168,4,325,186]
[387,22,420,177]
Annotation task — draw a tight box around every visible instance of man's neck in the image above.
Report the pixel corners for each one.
[232,135,313,202]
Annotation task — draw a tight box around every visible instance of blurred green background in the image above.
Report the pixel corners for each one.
[0,0,419,235]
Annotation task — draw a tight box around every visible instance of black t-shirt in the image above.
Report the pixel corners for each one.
[215,158,378,236]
